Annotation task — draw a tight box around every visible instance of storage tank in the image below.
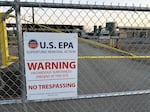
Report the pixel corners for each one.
[106,22,116,36]
[93,25,97,35]
[98,26,102,36]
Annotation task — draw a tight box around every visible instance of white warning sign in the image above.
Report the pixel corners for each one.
[24,32,78,100]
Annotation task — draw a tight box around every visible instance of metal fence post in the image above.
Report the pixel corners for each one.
[14,0,28,112]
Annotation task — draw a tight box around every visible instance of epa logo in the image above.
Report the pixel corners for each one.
[28,40,38,49]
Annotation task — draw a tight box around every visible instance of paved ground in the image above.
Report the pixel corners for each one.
[1,40,150,112]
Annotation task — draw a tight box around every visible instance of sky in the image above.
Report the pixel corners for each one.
[44,0,150,6]
[1,0,150,31]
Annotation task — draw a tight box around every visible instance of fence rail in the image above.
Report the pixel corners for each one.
[1,1,150,11]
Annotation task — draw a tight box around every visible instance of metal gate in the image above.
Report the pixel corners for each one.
[1,0,150,112]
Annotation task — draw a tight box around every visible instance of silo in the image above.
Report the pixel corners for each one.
[98,26,102,36]
[93,25,97,35]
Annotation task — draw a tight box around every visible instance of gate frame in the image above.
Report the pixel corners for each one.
[1,0,150,107]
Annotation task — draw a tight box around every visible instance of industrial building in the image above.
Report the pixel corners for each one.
[118,26,150,38]
[6,22,150,39]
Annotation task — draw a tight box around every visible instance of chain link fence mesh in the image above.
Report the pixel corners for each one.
[1,1,150,112]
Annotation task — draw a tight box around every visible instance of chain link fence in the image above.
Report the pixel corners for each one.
[1,1,150,112]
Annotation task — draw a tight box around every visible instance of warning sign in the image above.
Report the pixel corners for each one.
[24,32,78,100]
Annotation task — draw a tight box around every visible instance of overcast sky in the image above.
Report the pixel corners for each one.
[50,0,150,6]
[1,0,150,30]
